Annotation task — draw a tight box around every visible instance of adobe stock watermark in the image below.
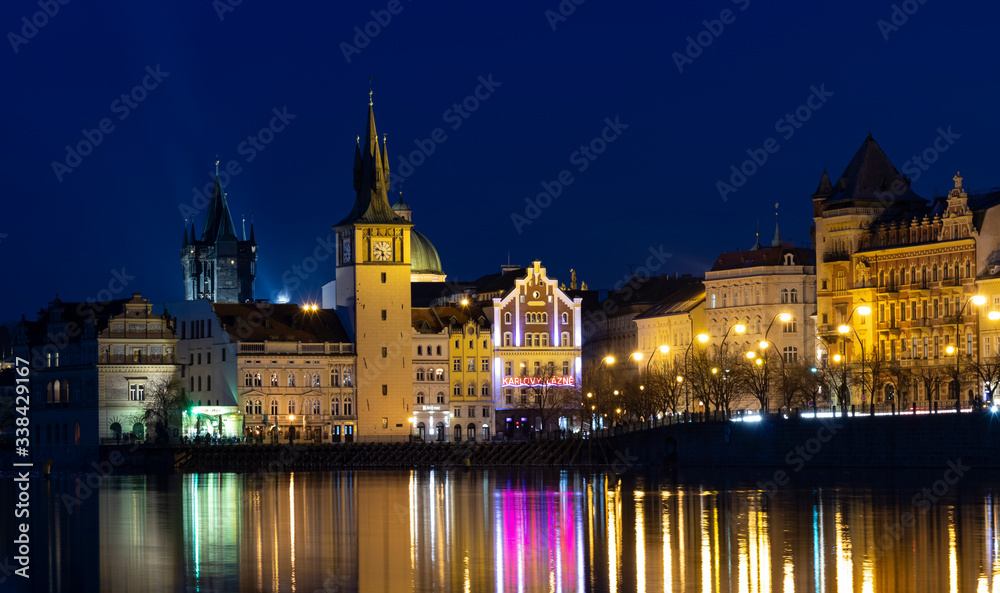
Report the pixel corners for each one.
[716,84,833,201]
[874,458,969,557]
[390,74,501,191]
[510,116,628,233]
[178,107,296,221]
[873,127,960,206]
[756,415,844,497]
[7,0,71,54]
[340,0,411,63]
[580,245,673,340]
[51,65,169,183]
[877,0,929,41]
[671,0,751,73]
[213,0,245,21]
[544,0,586,31]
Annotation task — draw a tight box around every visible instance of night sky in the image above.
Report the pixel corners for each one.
[3,1,1000,320]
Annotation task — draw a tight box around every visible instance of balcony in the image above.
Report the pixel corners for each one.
[100,353,175,365]
[238,342,355,355]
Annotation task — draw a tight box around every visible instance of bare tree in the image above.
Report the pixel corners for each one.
[638,362,685,415]
[962,353,1000,405]
[579,362,617,431]
[143,377,188,444]
[773,362,815,411]
[689,345,747,413]
[520,363,579,435]
[854,348,889,405]
[912,365,945,407]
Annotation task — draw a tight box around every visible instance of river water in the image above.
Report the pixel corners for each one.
[0,466,997,592]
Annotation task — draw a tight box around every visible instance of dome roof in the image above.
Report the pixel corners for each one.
[411,229,444,275]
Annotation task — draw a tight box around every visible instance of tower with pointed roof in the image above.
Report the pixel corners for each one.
[181,163,258,303]
[333,91,413,440]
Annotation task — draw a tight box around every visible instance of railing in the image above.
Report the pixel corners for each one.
[106,330,173,338]
[100,354,174,364]
[238,342,355,355]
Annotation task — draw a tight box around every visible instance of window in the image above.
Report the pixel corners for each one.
[435,369,444,381]
[331,370,340,387]
[288,400,296,414]
[822,313,828,324]
[207,376,212,391]
[454,383,461,396]
[504,361,512,376]
[207,352,212,364]
[783,318,797,333]
[912,338,918,359]
[483,407,490,418]
[197,353,202,365]
[453,358,461,371]
[382,385,388,396]
[504,312,511,324]
[711,293,716,308]
[782,347,798,364]
[416,392,425,404]
[382,347,387,358]
[381,310,387,321]
[468,406,476,418]
[467,383,475,396]
[504,332,512,347]
[467,358,475,371]
[270,400,278,415]
[561,312,568,324]
[436,346,442,356]
[254,400,262,414]
[540,333,549,347]
[417,346,423,356]
[966,261,972,278]
[436,392,445,404]
[923,337,929,358]
[222,349,226,362]
[790,289,799,303]
[129,383,145,401]
[416,368,425,381]
[454,408,461,418]
[313,400,321,414]
[331,398,340,415]
[271,372,279,387]
[481,358,489,371]
[481,383,489,397]
[244,372,253,387]
[313,373,321,387]
[381,272,386,283]
[780,289,789,304]
[561,331,570,346]
[343,370,353,387]
[563,360,570,375]
[197,376,202,391]
[246,399,253,414]
[968,333,973,356]
[343,398,352,415]
[288,374,296,387]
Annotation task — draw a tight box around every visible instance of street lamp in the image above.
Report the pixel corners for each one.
[836,304,871,405]
[953,294,986,406]
[642,345,670,374]
[681,334,709,414]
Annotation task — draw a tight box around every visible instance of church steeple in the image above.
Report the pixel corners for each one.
[814,167,833,196]
[182,225,189,248]
[335,91,409,227]
[771,202,782,247]
[201,161,239,243]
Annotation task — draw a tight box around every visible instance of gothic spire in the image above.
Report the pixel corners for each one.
[182,224,189,247]
[814,167,833,196]
[771,202,782,247]
[201,160,239,243]
[335,90,409,227]
[750,220,762,250]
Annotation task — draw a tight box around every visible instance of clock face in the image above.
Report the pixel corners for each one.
[342,237,351,262]
[373,240,392,261]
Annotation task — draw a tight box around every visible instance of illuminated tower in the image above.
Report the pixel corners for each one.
[181,164,257,303]
[333,91,413,440]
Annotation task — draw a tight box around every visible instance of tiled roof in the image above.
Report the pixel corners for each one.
[710,246,815,272]
[633,283,706,320]
[212,303,352,343]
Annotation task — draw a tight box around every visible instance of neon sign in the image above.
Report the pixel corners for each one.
[502,376,575,387]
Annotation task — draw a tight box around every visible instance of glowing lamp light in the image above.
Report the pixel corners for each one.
[778,312,792,322]
[586,392,593,398]
[697,334,709,343]
[288,415,295,421]
[856,305,872,316]
[972,295,987,306]
[990,311,1000,321]
[755,358,763,366]
[946,345,956,355]
[833,354,842,362]
[733,324,747,334]
[658,345,669,354]
[461,298,469,306]
[631,352,643,361]
[604,356,615,364]
[746,351,756,359]
[759,341,768,349]
[711,368,718,375]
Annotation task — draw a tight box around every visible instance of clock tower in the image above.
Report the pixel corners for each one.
[333,92,413,440]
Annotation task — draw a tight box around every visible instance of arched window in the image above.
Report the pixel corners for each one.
[312,400,321,414]
[343,398,353,415]
[270,400,278,415]
[540,333,549,347]
[467,424,477,441]
[245,400,253,414]
[197,376,202,391]
[921,266,927,286]
[525,313,531,324]
[331,398,340,416]
[561,312,568,324]
[542,313,548,323]
[780,289,789,304]
[207,376,211,391]
[313,373,321,387]
[417,345,423,356]
[435,369,444,381]
[966,260,972,278]
[254,373,262,386]
[454,425,462,442]
[288,374,296,387]
[244,373,252,387]
[454,383,461,396]
[436,422,445,441]
[331,370,340,387]
[504,332,512,347]
[955,263,960,281]
[343,370,353,387]
[878,270,884,287]
[790,289,799,303]
[254,400,262,414]
[270,373,278,387]
[288,399,296,414]
[910,266,916,284]
[932,264,938,281]
[416,391,425,404]
[504,312,512,324]
[467,383,475,396]
[561,331,570,346]
[416,368,425,381]
[481,383,489,397]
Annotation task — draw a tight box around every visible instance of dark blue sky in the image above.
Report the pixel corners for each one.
[3,1,999,319]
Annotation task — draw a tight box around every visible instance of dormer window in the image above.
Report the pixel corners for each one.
[784,253,794,266]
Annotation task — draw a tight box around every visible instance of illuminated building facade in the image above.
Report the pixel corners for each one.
[814,134,1000,404]
[410,310,451,441]
[16,293,178,449]
[633,283,707,371]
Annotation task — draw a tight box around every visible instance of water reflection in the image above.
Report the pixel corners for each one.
[7,469,1000,591]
